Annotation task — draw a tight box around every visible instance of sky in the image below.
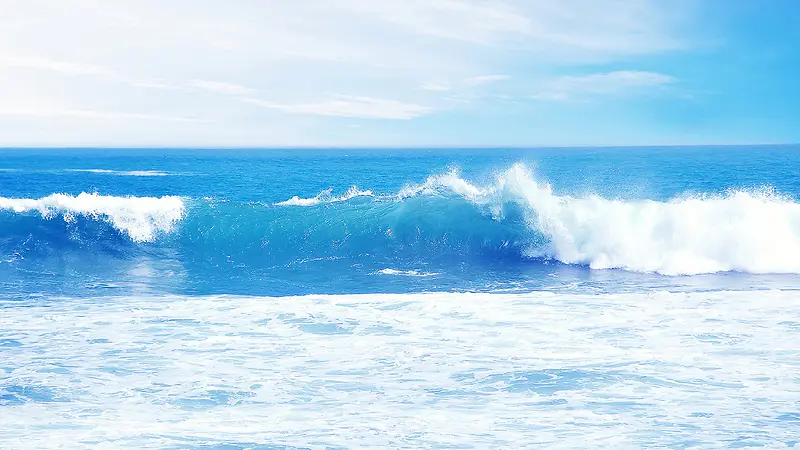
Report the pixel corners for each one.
[0,0,798,147]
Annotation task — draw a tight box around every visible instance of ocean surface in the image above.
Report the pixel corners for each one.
[1,146,799,448]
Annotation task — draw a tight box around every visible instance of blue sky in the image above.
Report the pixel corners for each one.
[0,0,797,147]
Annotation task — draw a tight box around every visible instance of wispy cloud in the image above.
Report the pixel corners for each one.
[420,81,452,92]
[130,81,179,90]
[242,96,433,120]
[0,108,203,122]
[421,74,509,92]
[334,0,533,44]
[0,55,115,77]
[532,71,677,101]
[0,0,697,145]
[188,79,256,95]
[464,74,510,86]
[332,0,686,55]
[0,53,181,92]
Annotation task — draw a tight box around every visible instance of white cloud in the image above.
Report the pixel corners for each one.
[464,74,510,86]
[532,71,677,101]
[60,110,204,122]
[420,81,452,92]
[130,81,179,90]
[242,96,433,120]
[0,53,180,91]
[0,0,695,145]
[333,0,533,44]
[0,108,202,122]
[0,55,116,77]
[421,74,508,93]
[188,79,256,95]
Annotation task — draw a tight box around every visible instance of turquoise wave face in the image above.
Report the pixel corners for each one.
[0,193,549,297]
[177,195,535,263]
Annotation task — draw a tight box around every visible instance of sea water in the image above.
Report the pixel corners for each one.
[1,146,799,448]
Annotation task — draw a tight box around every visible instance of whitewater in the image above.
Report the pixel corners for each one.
[3,289,799,448]
[1,147,799,448]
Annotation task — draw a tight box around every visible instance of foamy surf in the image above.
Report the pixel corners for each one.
[1,289,798,448]
[0,193,185,242]
[399,164,800,275]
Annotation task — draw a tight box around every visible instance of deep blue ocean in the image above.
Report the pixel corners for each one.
[1,147,799,448]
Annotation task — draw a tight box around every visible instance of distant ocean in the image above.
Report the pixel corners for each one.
[1,146,799,448]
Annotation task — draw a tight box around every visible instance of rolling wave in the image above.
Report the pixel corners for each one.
[2,163,799,275]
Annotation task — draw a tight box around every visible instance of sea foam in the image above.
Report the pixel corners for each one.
[276,186,374,206]
[0,193,185,242]
[401,164,800,275]
[67,169,171,176]
[1,290,798,448]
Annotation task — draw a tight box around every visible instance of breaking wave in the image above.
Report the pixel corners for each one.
[2,164,799,275]
[398,165,800,275]
[0,193,184,242]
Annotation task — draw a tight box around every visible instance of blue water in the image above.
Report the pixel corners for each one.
[1,146,799,448]
[2,146,800,298]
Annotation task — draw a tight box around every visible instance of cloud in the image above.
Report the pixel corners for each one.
[188,79,256,95]
[0,55,115,77]
[464,74,510,86]
[333,0,533,44]
[242,96,434,120]
[330,0,687,55]
[130,81,179,90]
[421,74,508,92]
[0,108,202,122]
[532,71,677,101]
[420,81,452,92]
[0,0,696,145]
[0,53,180,91]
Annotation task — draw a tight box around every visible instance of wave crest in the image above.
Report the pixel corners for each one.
[0,193,185,242]
[276,186,374,206]
[401,164,800,275]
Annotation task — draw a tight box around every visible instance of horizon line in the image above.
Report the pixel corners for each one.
[0,142,797,151]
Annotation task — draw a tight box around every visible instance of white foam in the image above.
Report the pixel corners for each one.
[68,169,116,174]
[377,268,439,277]
[1,290,798,448]
[402,164,800,275]
[117,170,169,177]
[399,168,484,200]
[68,169,170,176]
[276,186,374,206]
[0,193,185,242]
[276,194,324,207]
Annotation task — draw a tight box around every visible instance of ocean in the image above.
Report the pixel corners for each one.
[1,146,799,448]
